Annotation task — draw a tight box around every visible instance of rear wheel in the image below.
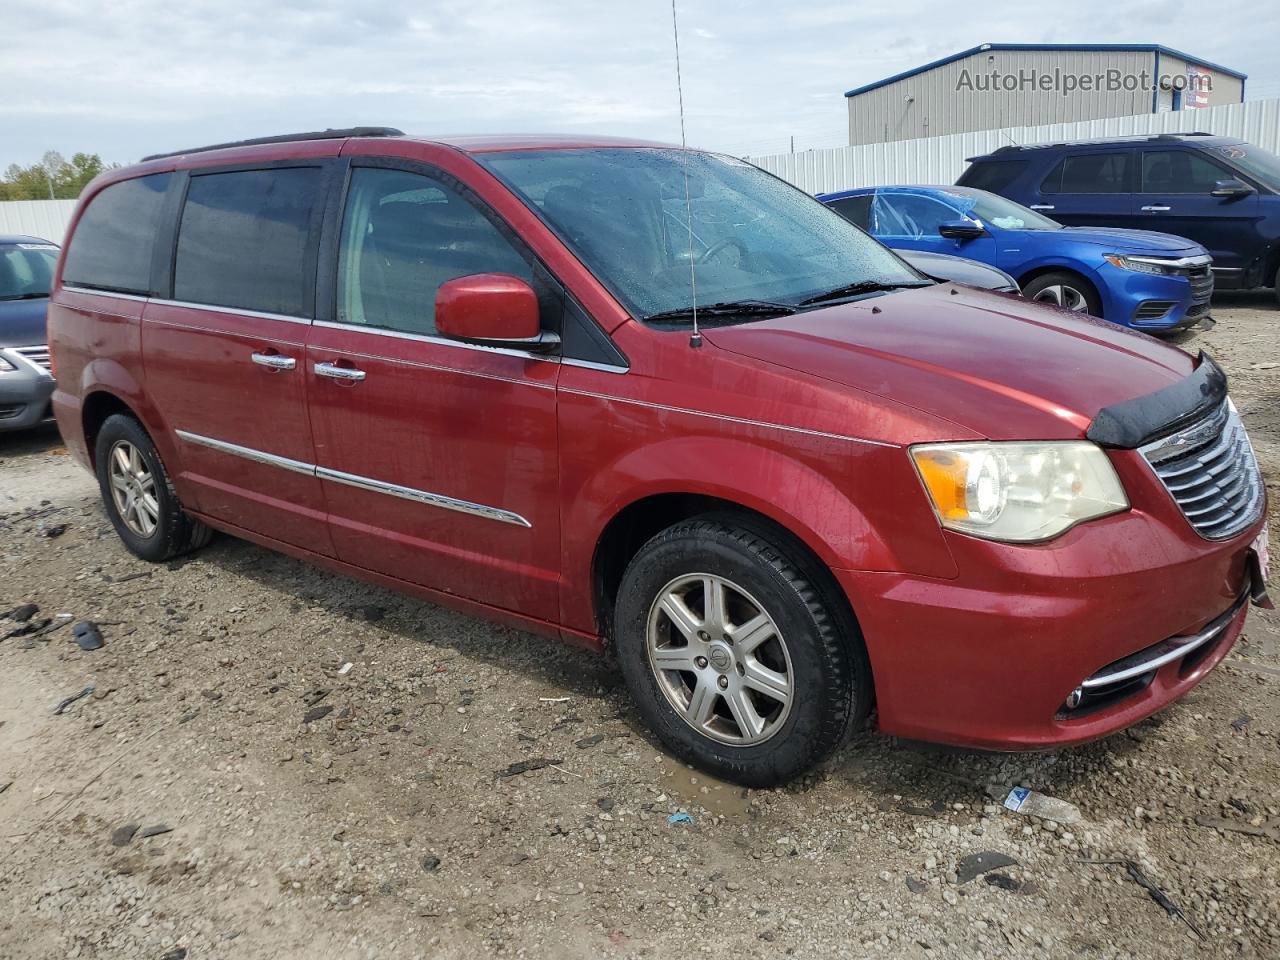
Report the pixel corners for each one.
[94,414,213,562]
[613,518,868,787]
[1022,271,1103,317]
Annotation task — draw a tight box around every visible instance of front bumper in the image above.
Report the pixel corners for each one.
[1099,262,1214,331]
[837,483,1264,751]
[0,346,56,432]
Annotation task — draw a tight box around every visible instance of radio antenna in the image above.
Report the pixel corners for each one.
[670,0,701,348]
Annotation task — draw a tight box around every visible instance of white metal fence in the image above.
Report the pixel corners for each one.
[748,97,1280,194]
[0,199,78,243]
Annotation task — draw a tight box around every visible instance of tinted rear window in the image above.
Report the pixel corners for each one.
[62,174,172,294]
[1043,153,1130,194]
[825,194,872,229]
[956,160,1026,194]
[174,167,322,317]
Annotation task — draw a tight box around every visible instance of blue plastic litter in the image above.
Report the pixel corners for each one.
[667,812,694,826]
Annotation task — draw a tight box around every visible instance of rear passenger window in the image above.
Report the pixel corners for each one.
[174,167,322,317]
[62,173,172,294]
[1141,151,1229,193]
[957,160,1027,194]
[336,167,531,336]
[826,195,872,229]
[1044,153,1130,194]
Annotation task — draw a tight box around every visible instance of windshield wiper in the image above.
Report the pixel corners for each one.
[797,280,931,307]
[643,299,798,324]
[0,293,49,301]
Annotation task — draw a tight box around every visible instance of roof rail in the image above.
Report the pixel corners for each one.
[974,131,1220,159]
[141,126,405,162]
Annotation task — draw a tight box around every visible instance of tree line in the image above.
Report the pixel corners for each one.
[0,151,117,201]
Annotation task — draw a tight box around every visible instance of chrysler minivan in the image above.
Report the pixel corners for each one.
[49,128,1270,786]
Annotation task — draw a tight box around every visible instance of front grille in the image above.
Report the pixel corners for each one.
[1187,265,1214,303]
[1140,400,1264,540]
[1134,300,1174,322]
[12,345,51,372]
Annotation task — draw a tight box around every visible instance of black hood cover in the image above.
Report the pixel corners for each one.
[1087,351,1228,449]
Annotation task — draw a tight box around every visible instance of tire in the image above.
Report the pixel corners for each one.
[1022,271,1103,317]
[94,413,213,562]
[613,518,868,787]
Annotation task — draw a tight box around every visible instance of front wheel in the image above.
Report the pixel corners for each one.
[94,414,213,562]
[613,519,868,787]
[1022,271,1103,317]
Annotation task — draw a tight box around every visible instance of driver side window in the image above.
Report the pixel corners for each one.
[870,194,958,239]
[336,167,532,336]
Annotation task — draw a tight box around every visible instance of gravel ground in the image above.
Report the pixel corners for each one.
[2,292,1278,960]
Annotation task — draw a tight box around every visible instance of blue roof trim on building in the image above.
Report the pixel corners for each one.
[844,43,1248,98]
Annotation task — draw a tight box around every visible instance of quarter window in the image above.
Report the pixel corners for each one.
[1141,151,1230,194]
[62,174,172,294]
[1044,153,1130,194]
[174,167,322,317]
[336,167,531,336]
[957,160,1027,194]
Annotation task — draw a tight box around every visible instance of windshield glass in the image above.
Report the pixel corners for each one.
[477,148,923,322]
[942,190,1062,231]
[1217,143,1280,189]
[1,243,59,299]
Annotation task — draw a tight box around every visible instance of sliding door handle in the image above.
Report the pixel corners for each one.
[251,352,296,370]
[314,361,366,382]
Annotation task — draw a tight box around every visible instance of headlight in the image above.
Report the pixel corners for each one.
[910,441,1128,542]
[1103,254,1182,276]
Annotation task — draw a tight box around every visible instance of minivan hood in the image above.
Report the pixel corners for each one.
[1056,226,1206,255]
[0,296,50,347]
[705,283,1196,442]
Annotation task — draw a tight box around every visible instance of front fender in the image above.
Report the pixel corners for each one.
[558,431,958,635]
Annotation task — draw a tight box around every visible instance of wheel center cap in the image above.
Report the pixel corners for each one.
[708,644,733,673]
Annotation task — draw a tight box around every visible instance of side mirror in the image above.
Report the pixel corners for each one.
[435,273,559,352]
[1211,178,1254,200]
[938,219,986,241]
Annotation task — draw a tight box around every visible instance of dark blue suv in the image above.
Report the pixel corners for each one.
[959,134,1280,303]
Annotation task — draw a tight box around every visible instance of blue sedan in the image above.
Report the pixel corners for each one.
[818,185,1214,331]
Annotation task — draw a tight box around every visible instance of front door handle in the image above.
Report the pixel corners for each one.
[251,352,296,370]
[1140,204,1172,212]
[314,361,367,382]
[1029,204,1055,211]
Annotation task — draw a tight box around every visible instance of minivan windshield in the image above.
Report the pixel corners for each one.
[1217,143,1280,190]
[0,243,59,300]
[478,148,925,323]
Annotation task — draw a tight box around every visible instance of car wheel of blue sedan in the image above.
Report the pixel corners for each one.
[1022,272,1102,316]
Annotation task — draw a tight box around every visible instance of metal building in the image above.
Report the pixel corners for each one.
[845,43,1247,146]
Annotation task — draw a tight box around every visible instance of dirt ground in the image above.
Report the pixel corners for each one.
[2,294,1279,960]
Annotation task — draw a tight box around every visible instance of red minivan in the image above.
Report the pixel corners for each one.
[49,127,1269,786]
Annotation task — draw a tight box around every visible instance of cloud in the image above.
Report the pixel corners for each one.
[2,0,1275,167]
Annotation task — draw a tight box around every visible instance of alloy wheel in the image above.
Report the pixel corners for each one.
[108,440,160,538]
[1032,283,1090,312]
[646,573,794,746]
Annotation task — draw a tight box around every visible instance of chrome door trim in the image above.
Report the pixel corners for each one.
[175,429,315,476]
[1139,204,1172,213]
[558,388,900,448]
[173,429,531,527]
[316,466,532,528]
[251,352,297,370]
[312,319,558,363]
[148,297,313,326]
[1028,204,1055,211]
[60,285,152,303]
[561,357,630,375]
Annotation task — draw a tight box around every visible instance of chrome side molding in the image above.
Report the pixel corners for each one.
[173,429,530,528]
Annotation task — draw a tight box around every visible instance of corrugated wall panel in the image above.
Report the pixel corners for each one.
[0,199,79,243]
[756,97,1280,194]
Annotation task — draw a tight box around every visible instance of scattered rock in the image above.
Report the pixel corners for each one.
[302,688,330,707]
[596,797,615,812]
[421,855,441,872]
[575,734,605,749]
[905,876,928,893]
[159,948,188,960]
[111,824,140,847]
[3,603,38,622]
[303,705,334,724]
[983,873,1022,892]
[496,757,561,778]
[41,523,68,538]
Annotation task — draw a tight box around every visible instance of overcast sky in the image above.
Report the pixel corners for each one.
[4,0,1278,170]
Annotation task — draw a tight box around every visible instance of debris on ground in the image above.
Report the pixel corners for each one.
[71,621,104,651]
[302,705,333,724]
[138,824,173,839]
[3,603,39,622]
[421,855,441,872]
[667,812,694,826]
[1002,786,1083,825]
[1082,859,1204,939]
[52,685,94,715]
[109,824,140,847]
[1194,814,1280,842]
[496,757,562,778]
[955,851,1019,884]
